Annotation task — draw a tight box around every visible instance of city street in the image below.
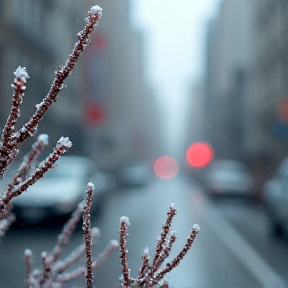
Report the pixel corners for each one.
[1,174,288,288]
[1,2,288,288]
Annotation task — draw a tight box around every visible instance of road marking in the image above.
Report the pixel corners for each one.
[191,192,287,288]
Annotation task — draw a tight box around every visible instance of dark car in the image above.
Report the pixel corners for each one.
[262,157,288,237]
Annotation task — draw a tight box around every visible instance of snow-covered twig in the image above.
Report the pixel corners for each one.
[83,182,94,288]
[119,204,200,288]
[0,67,29,179]
[0,136,72,215]
[0,5,102,182]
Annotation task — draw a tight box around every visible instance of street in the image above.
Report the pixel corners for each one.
[0,174,288,288]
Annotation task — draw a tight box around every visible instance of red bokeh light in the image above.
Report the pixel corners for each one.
[186,142,214,167]
[153,156,179,179]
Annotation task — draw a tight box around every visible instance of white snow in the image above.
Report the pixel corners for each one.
[38,134,48,145]
[143,247,149,255]
[35,101,44,110]
[110,239,119,248]
[14,66,29,81]
[41,251,48,258]
[170,230,178,237]
[91,227,100,237]
[86,5,102,25]
[24,249,32,256]
[87,182,94,189]
[56,137,72,149]
[192,224,200,232]
[170,203,177,210]
[89,5,102,16]
[120,216,130,226]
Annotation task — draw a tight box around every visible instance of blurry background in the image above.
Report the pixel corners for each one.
[2,0,288,288]
[1,0,286,191]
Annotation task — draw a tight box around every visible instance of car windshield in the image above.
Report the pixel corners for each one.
[1,1,288,288]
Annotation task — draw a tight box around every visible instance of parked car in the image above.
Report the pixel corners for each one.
[262,157,288,237]
[12,155,111,224]
[116,161,154,188]
[203,159,253,198]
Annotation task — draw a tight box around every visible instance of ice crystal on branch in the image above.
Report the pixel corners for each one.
[83,182,95,288]
[0,5,118,287]
[88,5,103,18]
[22,190,118,288]
[37,133,49,145]
[0,3,201,288]
[56,136,72,149]
[14,66,29,81]
[0,4,103,182]
[119,204,200,288]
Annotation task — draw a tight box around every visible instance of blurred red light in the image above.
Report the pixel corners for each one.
[186,142,213,167]
[153,156,179,179]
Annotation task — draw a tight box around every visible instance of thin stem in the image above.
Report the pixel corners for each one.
[18,6,102,144]
[83,182,94,288]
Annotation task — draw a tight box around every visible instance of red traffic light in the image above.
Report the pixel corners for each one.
[153,156,179,179]
[186,142,213,167]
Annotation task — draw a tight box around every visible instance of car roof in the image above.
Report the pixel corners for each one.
[48,155,97,173]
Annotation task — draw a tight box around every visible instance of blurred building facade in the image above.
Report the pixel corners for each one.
[83,0,163,170]
[0,0,88,154]
[187,0,288,195]
[201,0,253,161]
[0,0,162,171]
[204,0,288,162]
[251,0,288,161]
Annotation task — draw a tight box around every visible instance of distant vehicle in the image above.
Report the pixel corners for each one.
[12,155,112,224]
[262,157,288,237]
[203,159,253,197]
[116,161,153,188]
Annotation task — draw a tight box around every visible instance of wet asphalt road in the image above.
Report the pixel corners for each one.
[0,174,288,288]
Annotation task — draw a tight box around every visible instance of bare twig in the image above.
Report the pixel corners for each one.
[83,182,94,288]
[3,134,48,201]
[0,5,102,182]
[52,227,100,274]
[0,136,72,215]
[18,5,103,144]
[119,216,131,287]
[119,204,200,288]
[151,224,200,284]
[49,201,84,265]
[0,67,29,179]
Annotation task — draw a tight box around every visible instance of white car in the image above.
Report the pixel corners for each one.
[262,157,288,237]
[204,160,253,197]
[12,155,111,224]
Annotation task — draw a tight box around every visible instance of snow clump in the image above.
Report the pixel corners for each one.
[14,66,29,81]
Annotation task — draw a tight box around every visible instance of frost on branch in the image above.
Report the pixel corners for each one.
[21,187,118,288]
[0,3,201,288]
[0,4,103,181]
[118,204,200,288]
[37,133,49,145]
[0,136,72,216]
[56,136,72,149]
[88,5,103,17]
[14,66,29,81]
[83,182,94,288]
